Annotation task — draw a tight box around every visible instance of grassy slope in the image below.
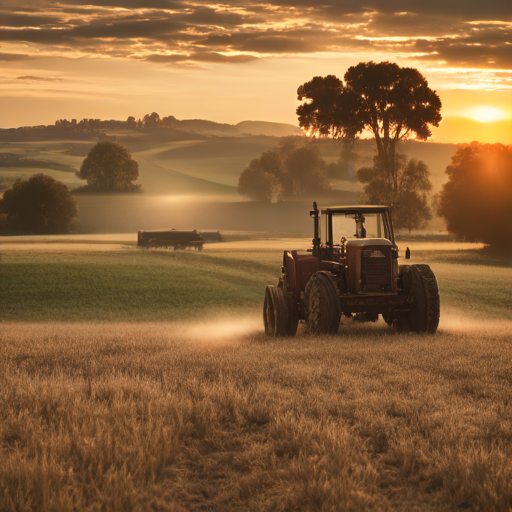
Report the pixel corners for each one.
[1,242,512,510]
[0,134,459,194]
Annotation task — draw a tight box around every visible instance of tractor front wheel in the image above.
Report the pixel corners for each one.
[305,271,341,335]
[263,285,298,337]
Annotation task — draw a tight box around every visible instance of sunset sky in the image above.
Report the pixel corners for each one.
[1,0,511,144]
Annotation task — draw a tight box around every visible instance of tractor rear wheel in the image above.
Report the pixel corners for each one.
[263,285,298,337]
[305,271,341,335]
[408,264,440,334]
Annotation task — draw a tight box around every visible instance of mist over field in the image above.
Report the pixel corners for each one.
[0,125,461,233]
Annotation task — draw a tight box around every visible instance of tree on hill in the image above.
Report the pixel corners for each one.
[285,146,330,195]
[357,154,433,232]
[437,143,512,249]
[143,112,160,128]
[238,150,287,202]
[297,61,442,180]
[356,154,432,231]
[238,142,331,202]
[0,174,78,234]
[75,141,142,193]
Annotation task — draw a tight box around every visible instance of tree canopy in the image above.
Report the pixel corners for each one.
[76,141,141,193]
[0,174,78,234]
[238,150,286,202]
[297,61,442,177]
[437,143,512,248]
[357,155,433,232]
[237,138,330,202]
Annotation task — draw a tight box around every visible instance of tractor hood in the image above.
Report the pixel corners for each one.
[345,238,394,248]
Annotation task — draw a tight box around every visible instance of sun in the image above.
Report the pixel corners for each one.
[463,106,508,123]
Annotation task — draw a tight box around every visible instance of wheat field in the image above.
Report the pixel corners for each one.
[1,239,511,511]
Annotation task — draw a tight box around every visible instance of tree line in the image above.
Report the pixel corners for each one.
[54,113,237,133]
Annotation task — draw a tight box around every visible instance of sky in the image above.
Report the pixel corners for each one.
[0,0,511,144]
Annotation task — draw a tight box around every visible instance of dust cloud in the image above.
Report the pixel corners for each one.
[439,309,512,336]
[1,316,264,347]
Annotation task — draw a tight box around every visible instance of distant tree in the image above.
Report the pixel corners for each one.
[126,116,137,129]
[238,143,330,202]
[143,112,160,128]
[161,115,177,127]
[357,155,432,232]
[238,150,286,202]
[76,141,141,193]
[275,136,306,159]
[297,62,442,180]
[0,174,78,234]
[327,140,358,181]
[285,146,330,195]
[437,143,512,248]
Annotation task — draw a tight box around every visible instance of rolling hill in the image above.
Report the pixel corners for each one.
[0,117,466,233]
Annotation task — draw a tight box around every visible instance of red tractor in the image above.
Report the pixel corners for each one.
[264,203,440,336]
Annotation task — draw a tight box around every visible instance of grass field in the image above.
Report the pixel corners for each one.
[1,238,512,511]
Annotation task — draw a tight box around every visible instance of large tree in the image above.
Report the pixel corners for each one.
[0,174,78,234]
[357,155,433,232]
[297,61,442,180]
[437,143,512,249]
[76,141,141,193]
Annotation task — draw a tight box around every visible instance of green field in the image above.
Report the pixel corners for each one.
[1,239,511,511]
[2,241,511,322]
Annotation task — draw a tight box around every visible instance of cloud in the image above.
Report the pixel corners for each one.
[0,13,62,27]
[62,0,184,8]
[414,39,512,68]
[0,52,33,61]
[17,75,62,81]
[0,0,509,69]
[144,51,258,64]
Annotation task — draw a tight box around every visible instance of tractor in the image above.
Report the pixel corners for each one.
[263,203,440,336]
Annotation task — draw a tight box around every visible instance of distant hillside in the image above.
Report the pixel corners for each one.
[0,113,462,203]
[237,121,302,137]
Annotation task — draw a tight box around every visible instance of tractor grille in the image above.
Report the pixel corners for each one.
[361,250,390,292]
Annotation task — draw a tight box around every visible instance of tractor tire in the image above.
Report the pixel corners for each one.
[305,271,341,335]
[263,285,298,337]
[407,264,440,334]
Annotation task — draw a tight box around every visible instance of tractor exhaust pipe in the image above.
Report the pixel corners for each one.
[310,201,320,258]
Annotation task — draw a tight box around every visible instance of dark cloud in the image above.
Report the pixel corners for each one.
[71,19,185,39]
[17,75,62,81]
[62,0,184,8]
[0,13,62,27]
[414,39,512,68]
[182,7,263,27]
[0,28,68,44]
[253,0,511,22]
[0,52,33,61]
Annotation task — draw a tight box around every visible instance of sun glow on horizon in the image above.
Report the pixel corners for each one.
[462,106,509,123]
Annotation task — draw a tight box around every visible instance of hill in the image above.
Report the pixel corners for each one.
[0,116,465,234]
[236,120,302,137]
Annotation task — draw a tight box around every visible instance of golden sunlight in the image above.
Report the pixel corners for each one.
[463,106,509,123]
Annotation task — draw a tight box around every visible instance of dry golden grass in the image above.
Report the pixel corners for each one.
[1,318,511,511]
